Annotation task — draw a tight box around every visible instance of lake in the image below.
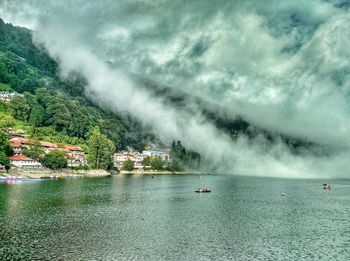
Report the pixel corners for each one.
[0,174,349,260]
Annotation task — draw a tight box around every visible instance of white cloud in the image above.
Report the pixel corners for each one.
[2,0,350,178]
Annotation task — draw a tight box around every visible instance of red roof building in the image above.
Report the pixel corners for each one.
[9,155,42,168]
[65,145,83,151]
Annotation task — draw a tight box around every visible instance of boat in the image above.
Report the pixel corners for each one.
[323,184,332,190]
[0,176,43,182]
[195,188,211,193]
[0,176,23,180]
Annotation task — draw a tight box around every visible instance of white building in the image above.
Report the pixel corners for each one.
[142,149,171,162]
[114,148,172,169]
[64,145,87,167]
[0,91,23,102]
[114,150,145,169]
[9,155,42,169]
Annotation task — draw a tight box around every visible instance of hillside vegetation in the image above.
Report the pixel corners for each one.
[0,18,153,151]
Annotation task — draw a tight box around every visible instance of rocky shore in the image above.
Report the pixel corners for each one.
[2,168,111,179]
[0,168,203,179]
[119,170,202,175]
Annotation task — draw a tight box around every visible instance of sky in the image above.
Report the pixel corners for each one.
[1,0,350,178]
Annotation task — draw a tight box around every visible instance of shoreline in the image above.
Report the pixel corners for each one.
[1,168,111,179]
[118,170,204,175]
[0,168,207,179]
[0,168,205,179]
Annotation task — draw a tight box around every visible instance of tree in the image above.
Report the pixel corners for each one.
[10,95,30,121]
[150,156,164,170]
[142,156,151,167]
[170,140,201,170]
[0,112,15,129]
[22,141,44,160]
[29,104,45,127]
[0,151,10,169]
[122,159,134,171]
[0,61,9,83]
[87,127,115,170]
[46,101,71,131]
[0,131,13,156]
[41,150,67,170]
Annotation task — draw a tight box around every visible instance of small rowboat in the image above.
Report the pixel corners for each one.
[0,176,42,182]
[195,188,211,193]
[0,176,23,180]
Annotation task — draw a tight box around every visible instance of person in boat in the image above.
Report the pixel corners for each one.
[323,184,331,190]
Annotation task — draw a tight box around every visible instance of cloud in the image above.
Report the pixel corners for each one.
[1,0,350,178]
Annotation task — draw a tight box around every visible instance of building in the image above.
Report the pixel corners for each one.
[8,137,88,168]
[7,128,26,138]
[9,155,42,169]
[10,139,25,154]
[114,148,172,169]
[114,150,145,169]
[0,164,6,172]
[142,149,171,162]
[65,146,87,167]
[39,141,58,154]
[0,91,23,102]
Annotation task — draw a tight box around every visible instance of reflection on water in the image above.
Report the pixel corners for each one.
[0,175,350,260]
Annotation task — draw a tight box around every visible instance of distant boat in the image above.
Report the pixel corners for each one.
[323,184,332,190]
[0,176,42,182]
[195,188,211,193]
[0,176,23,180]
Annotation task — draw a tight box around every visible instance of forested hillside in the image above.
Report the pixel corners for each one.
[0,18,153,151]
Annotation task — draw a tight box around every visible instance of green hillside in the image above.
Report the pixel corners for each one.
[0,18,153,151]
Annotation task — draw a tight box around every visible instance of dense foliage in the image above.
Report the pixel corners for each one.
[21,141,44,160]
[0,151,10,169]
[170,141,201,170]
[0,18,152,151]
[142,155,164,170]
[87,127,115,170]
[0,131,13,156]
[41,150,67,170]
[150,156,164,170]
[122,159,134,171]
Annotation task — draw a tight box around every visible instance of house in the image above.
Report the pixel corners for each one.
[64,145,87,167]
[7,128,26,138]
[9,155,42,169]
[0,164,6,172]
[10,139,25,154]
[114,150,145,169]
[39,141,58,154]
[0,91,23,102]
[65,145,84,156]
[142,149,171,162]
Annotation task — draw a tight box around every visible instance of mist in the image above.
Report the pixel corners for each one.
[1,0,350,178]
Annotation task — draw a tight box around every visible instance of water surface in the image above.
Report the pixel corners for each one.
[0,175,349,260]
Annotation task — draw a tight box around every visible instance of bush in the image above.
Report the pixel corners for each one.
[150,156,164,170]
[41,150,67,170]
[0,151,10,169]
[122,159,134,171]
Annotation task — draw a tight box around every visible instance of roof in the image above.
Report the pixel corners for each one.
[9,155,34,161]
[48,148,70,153]
[65,145,83,151]
[40,141,57,148]
[10,137,28,143]
[10,140,22,148]
[143,149,170,155]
